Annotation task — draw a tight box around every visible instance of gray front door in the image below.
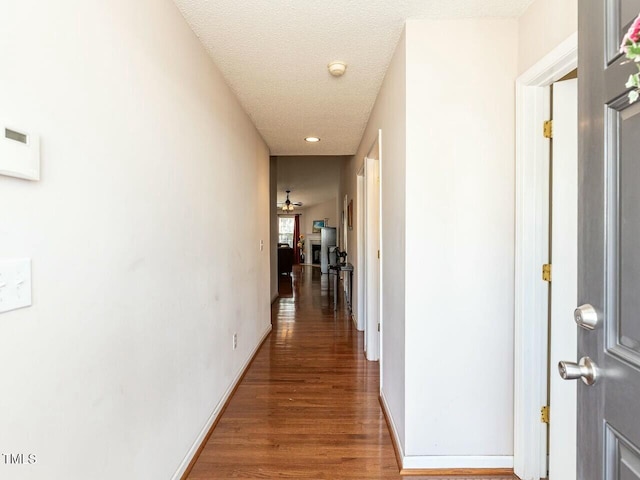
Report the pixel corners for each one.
[578,2,640,479]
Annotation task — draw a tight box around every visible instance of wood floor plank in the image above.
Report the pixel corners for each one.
[186,265,516,479]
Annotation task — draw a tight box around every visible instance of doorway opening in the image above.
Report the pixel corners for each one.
[514,34,577,480]
[357,130,381,362]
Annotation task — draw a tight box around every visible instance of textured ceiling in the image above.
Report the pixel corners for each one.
[174,0,533,155]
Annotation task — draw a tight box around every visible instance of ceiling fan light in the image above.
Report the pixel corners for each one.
[281,189,296,212]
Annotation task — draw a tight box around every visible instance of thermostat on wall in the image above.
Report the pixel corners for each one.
[0,122,40,181]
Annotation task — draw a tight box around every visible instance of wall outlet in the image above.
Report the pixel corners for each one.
[233,332,238,350]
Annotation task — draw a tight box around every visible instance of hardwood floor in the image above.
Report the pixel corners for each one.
[186,265,517,479]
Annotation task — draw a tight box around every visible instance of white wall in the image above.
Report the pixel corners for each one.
[301,199,338,231]
[346,28,407,450]
[403,19,516,462]
[0,1,270,479]
[518,0,578,74]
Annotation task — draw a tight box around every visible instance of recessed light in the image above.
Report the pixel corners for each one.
[305,137,321,143]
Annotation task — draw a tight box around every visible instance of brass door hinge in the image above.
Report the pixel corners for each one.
[377,323,380,332]
[543,120,553,139]
[542,264,552,282]
[377,250,380,259]
[541,405,550,424]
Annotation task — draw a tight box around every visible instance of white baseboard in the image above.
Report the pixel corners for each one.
[402,455,514,470]
[380,391,513,472]
[380,390,404,459]
[172,325,272,480]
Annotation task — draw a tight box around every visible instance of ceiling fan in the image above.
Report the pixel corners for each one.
[278,190,303,212]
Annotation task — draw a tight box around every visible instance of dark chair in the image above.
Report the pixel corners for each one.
[278,246,293,275]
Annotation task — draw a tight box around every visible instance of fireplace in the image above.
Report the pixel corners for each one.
[311,244,321,265]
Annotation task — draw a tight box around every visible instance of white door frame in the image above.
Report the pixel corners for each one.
[513,32,577,480]
[363,133,381,362]
[356,167,365,332]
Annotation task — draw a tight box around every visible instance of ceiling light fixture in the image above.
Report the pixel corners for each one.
[282,190,295,212]
[305,136,320,143]
[328,61,347,77]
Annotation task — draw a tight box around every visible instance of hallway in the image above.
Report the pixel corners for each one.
[0,2,585,478]
[186,266,516,479]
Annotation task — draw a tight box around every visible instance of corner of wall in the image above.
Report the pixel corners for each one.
[517,0,578,74]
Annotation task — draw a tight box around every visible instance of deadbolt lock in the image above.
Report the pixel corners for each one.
[574,304,598,330]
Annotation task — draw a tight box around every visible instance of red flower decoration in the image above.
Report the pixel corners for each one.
[621,14,640,53]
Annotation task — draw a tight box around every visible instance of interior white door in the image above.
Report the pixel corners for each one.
[364,154,380,362]
[549,78,578,480]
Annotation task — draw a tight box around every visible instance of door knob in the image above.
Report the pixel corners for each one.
[558,357,598,385]
[574,304,599,330]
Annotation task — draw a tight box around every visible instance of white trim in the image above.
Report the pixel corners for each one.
[377,128,383,384]
[380,390,404,460]
[380,391,512,471]
[518,33,578,86]
[514,77,551,480]
[363,132,381,362]
[514,32,577,480]
[172,325,272,480]
[356,166,365,332]
[402,455,514,470]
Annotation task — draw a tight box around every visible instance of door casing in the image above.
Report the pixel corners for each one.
[513,32,577,480]
[356,167,365,332]
[363,132,381,362]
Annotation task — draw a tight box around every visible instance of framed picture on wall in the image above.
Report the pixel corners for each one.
[312,220,325,233]
[347,200,353,230]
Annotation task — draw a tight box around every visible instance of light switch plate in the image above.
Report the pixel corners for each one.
[0,258,32,314]
[0,122,40,181]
